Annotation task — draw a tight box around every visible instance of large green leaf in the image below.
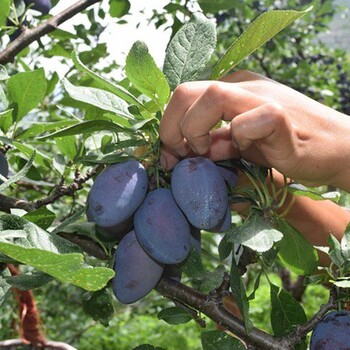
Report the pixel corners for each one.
[23,206,56,230]
[38,120,126,140]
[82,288,114,326]
[0,241,114,291]
[17,120,78,140]
[270,284,307,337]
[0,215,114,291]
[226,212,283,253]
[71,51,150,114]
[163,13,216,90]
[7,68,47,121]
[211,7,312,80]
[12,141,50,167]
[62,78,134,119]
[0,109,12,134]
[0,0,10,27]
[126,41,170,109]
[6,271,54,290]
[277,219,319,276]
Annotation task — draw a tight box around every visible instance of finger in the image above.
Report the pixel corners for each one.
[205,125,241,161]
[180,82,265,155]
[160,146,181,170]
[159,81,214,157]
[230,102,295,162]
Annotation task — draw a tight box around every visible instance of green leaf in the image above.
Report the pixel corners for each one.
[230,257,253,333]
[7,68,47,121]
[51,207,86,235]
[277,219,319,276]
[0,215,113,291]
[109,0,130,18]
[270,284,307,337]
[17,120,78,140]
[82,288,114,326]
[0,65,10,81]
[328,233,345,268]
[55,136,77,161]
[332,279,350,288]
[163,13,216,90]
[180,246,205,278]
[12,141,51,168]
[23,207,56,230]
[0,109,13,134]
[6,271,54,290]
[341,223,350,261]
[126,41,170,109]
[0,0,10,26]
[197,0,238,14]
[287,184,340,203]
[157,307,192,325]
[0,268,11,308]
[62,78,134,119]
[201,330,246,350]
[38,120,126,140]
[0,214,80,254]
[71,51,150,114]
[211,7,313,80]
[226,212,283,253]
[193,265,226,294]
[218,234,233,260]
[75,153,128,165]
[0,151,35,193]
[0,240,114,291]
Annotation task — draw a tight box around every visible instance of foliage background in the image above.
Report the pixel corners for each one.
[0,0,349,349]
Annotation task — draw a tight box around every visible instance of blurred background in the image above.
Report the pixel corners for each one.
[0,0,349,348]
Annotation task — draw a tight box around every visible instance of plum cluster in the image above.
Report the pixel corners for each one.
[87,157,236,304]
[310,310,350,350]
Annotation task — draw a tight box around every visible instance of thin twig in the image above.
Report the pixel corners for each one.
[0,0,102,64]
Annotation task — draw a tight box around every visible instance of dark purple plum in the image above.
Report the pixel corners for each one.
[171,157,228,230]
[24,0,52,14]
[134,188,191,264]
[113,230,164,304]
[87,160,147,233]
[0,152,8,183]
[217,165,237,189]
[310,310,350,349]
[208,206,231,233]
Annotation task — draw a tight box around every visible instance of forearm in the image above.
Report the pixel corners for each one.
[273,172,350,266]
[233,170,350,266]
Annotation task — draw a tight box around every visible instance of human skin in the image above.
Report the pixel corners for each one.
[159,70,350,265]
[160,70,350,191]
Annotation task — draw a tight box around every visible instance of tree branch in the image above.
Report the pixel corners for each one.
[0,0,102,65]
[156,277,289,350]
[156,278,337,350]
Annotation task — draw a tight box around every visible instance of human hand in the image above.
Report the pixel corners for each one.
[160,71,350,190]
